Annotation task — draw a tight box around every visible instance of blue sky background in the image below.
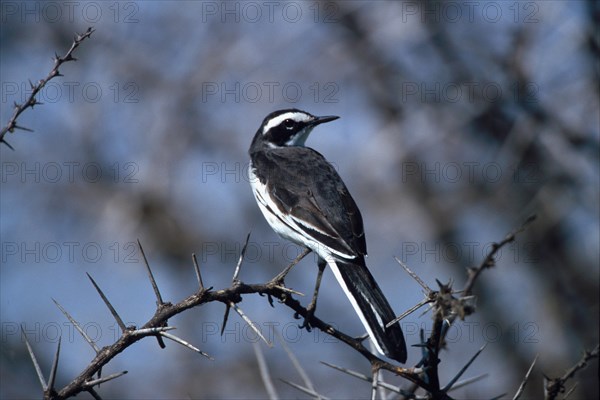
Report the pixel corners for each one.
[1,1,598,399]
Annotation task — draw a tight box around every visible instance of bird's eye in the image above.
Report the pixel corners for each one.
[283,119,295,129]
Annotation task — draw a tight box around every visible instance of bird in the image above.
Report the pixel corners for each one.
[248,109,407,363]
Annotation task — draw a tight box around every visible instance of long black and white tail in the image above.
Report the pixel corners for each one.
[328,259,407,363]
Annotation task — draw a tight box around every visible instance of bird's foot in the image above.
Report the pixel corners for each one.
[299,298,318,331]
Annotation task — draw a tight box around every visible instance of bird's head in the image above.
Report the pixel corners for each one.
[250,109,339,151]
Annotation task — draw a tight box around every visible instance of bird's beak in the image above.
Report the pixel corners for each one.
[312,115,339,126]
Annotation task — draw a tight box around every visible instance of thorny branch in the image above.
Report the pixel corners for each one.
[32,263,427,399]
[0,27,95,150]
[463,215,537,297]
[421,216,538,392]
[396,216,539,398]
[27,234,431,400]
[544,345,600,400]
[22,216,597,399]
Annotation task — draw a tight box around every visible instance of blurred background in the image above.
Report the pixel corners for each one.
[1,1,598,398]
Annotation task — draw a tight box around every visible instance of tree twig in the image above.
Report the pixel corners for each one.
[0,27,95,149]
[544,345,599,400]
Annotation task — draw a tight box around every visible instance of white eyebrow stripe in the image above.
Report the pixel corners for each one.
[262,112,312,134]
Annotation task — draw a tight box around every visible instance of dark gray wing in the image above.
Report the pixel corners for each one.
[258,146,367,258]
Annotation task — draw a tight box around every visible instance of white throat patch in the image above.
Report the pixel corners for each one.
[284,127,313,146]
